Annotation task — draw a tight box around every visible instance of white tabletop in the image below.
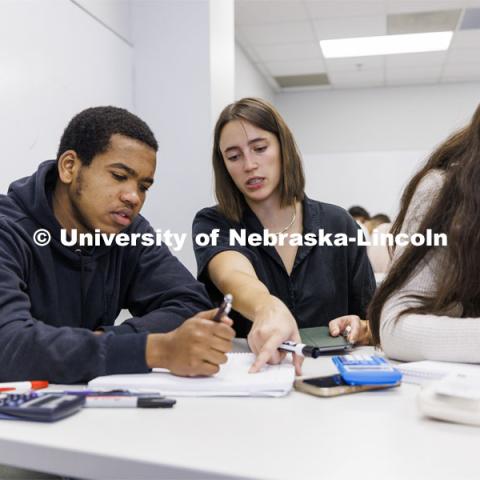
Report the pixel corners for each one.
[0,345,479,480]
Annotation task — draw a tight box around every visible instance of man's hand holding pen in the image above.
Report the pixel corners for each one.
[146,309,235,377]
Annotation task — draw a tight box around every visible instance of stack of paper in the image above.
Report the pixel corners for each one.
[89,353,295,397]
[397,360,480,385]
[432,373,480,400]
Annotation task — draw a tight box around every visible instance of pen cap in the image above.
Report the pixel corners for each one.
[137,397,176,408]
[31,381,49,390]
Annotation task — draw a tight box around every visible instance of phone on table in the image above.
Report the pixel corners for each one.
[294,374,400,397]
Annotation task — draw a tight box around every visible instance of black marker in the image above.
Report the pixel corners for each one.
[212,294,233,322]
[84,396,176,408]
[278,341,323,358]
[279,340,352,357]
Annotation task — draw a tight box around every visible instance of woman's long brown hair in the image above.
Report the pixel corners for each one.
[369,104,480,346]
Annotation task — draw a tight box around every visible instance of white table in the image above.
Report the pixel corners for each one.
[0,345,479,480]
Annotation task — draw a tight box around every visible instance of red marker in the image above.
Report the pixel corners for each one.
[0,381,49,392]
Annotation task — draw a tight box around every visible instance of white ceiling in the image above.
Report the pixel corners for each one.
[235,0,480,90]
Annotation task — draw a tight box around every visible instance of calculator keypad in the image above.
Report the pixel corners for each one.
[0,392,39,407]
[332,354,402,385]
[337,355,393,371]
[0,392,84,422]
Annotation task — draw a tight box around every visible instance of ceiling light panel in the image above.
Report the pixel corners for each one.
[320,31,453,58]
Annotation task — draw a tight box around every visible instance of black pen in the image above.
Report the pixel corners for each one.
[213,293,233,322]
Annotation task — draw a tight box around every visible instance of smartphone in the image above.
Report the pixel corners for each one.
[299,326,352,354]
[294,374,400,397]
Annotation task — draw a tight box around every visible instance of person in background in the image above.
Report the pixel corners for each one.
[0,106,234,383]
[366,214,392,275]
[193,98,375,374]
[348,205,370,225]
[365,213,391,235]
[348,205,370,242]
[369,104,480,363]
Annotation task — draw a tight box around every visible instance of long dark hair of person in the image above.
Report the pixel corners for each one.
[369,104,480,346]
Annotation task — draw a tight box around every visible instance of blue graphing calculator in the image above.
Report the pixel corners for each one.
[332,354,402,386]
[0,393,85,422]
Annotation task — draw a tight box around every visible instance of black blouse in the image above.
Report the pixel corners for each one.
[193,197,375,338]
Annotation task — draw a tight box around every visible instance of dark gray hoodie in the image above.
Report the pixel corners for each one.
[0,160,212,383]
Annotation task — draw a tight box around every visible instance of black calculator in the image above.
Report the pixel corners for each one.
[0,393,85,422]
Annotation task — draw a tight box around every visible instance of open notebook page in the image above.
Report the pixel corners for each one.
[397,360,480,385]
[89,353,295,397]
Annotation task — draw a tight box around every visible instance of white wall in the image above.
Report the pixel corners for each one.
[210,0,235,123]
[73,0,132,44]
[275,82,480,216]
[235,43,275,102]
[132,0,235,273]
[3,0,479,266]
[0,0,133,194]
[303,150,426,219]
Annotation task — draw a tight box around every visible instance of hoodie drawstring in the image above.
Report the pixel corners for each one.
[75,248,86,328]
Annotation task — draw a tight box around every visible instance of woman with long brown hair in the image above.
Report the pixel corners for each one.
[369,104,480,362]
[193,98,375,374]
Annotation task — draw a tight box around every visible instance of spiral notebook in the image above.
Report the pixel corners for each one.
[89,353,295,397]
[397,360,480,385]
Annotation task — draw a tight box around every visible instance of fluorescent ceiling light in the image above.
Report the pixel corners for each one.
[320,31,453,58]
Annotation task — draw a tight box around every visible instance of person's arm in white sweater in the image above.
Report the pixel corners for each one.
[380,170,480,363]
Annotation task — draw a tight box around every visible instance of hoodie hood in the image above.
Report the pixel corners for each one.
[6,160,132,260]
[6,160,94,327]
[8,160,64,236]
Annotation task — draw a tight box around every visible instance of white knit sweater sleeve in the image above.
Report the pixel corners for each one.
[380,170,480,363]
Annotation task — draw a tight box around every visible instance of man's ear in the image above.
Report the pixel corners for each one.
[57,151,81,184]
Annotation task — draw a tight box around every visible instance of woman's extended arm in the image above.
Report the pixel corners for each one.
[208,250,303,374]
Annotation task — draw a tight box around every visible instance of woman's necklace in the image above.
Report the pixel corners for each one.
[273,205,296,235]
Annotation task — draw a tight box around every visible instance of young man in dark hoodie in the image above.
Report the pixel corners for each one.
[0,106,234,384]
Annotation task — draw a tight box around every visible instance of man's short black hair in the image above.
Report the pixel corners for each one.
[348,205,370,220]
[56,106,158,165]
[371,213,391,224]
